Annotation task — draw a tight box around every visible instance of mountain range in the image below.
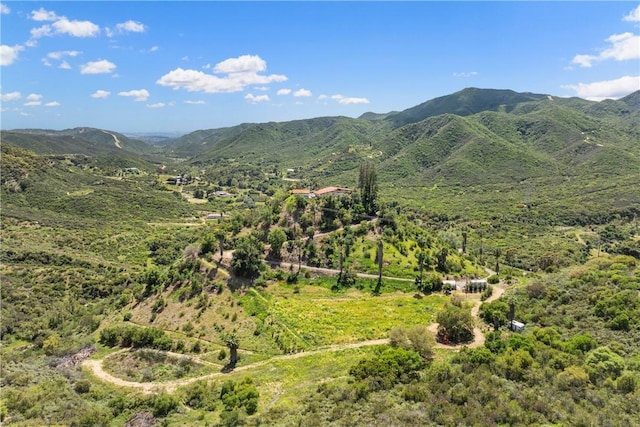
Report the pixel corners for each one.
[2,87,639,222]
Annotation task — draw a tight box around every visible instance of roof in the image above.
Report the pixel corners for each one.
[291,189,312,195]
[314,186,350,195]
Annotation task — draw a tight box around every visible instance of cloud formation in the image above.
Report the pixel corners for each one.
[331,94,370,105]
[573,32,640,67]
[91,90,111,98]
[157,54,287,93]
[245,93,270,103]
[453,71,478,78]
[106,20,146,37]
[48,50,82,59]
[0,91,21,102]
[81,60,116,74]
[45,101,61,107]
[293,88,312,97]
[118,89,150,101]
[24,93,43,106]
[1,45,23,66]
[1,3,10,14]
[277,88,292,95]
[623,5,640,22]
[30,8,100,39]
[146,102,166,108]
[565,75,640,101]
[184,100,206,105]
[31,7,59,21]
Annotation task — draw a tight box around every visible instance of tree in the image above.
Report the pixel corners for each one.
[215,229,228,260]
[436,303,474,344]
[494,247,502,275]
[358,161,378,215]
[436,247,449,273]
[267,228,287,259]
[479,300,510,331]
[375,238,384,294]
[231,235,264,279]
[222,331,240,368]
[389,325,435,361]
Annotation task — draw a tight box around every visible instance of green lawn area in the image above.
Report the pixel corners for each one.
[254,284,446,347]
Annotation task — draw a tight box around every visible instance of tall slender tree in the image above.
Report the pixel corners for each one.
[358,161,378,215]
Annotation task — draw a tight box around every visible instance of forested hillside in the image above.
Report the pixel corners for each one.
[1,88,638,426]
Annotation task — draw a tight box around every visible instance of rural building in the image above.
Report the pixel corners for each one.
[443,279,458,290]
[213,190,231,197]
[166,176,181,185]
[205,213,223,220]
[291,189,315,199]
[313,186,351,197]
[509,320,525,332]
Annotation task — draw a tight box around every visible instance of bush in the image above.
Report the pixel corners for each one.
[487,275,499,284]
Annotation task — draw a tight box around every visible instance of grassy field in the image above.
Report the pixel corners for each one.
[242,284,446,347]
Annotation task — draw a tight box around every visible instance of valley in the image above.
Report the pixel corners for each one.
[1,88,639,426]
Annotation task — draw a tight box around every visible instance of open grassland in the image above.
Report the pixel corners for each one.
[243,285,446,347]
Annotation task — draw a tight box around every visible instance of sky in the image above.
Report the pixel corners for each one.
[1,1,639,134]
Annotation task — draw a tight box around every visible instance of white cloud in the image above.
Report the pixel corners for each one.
[53,18,100,37]
[184,100,206,105]
[48,50,81,59]
[147,102,166,108]
[42,58,52,66]
[1,3,10,14]
[118,89,150,101]
[331,95,370,105]
[91,90,111,98]
[277,88,292,95]
[157,54,287,93]
[293,88,312,97]
[317,94,329,100]
[453,71,478,78]
[150,46,159,52]
[59,61,71,70]
[564,75,640,101]
[31,8,59,21]
[0,91,21,102]
[623,5,640,22]
[26,94,43,102]
[24,101,42,107]
[245,93,270,103]
[214,54,266,74]
[1,45,23,66]
[45,101,61,107]
[573,32,640,67]
[107,20,146,37]
[30,25,52,39]
[81,60,116,74]
[30,9,99,39]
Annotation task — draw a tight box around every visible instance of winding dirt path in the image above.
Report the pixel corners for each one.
[82,339,390,394]
[83,270,507,393]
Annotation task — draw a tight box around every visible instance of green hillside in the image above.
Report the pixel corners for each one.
[1,127,154,156]
[163,88,639,223]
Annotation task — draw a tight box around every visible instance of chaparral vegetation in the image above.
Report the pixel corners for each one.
[1,88,640,426]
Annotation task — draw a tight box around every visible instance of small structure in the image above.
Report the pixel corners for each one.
[313,186,351,197]
[166,176,182,185]
[443,279,457,290]
[213,190,231,197]
[509,320,525,332]
[291,189,315,199]
[205,213,223,220]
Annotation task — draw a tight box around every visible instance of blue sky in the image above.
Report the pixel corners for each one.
[1,1,639,133]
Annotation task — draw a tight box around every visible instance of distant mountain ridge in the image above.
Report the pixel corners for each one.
[1,127,153,156]
[2,87,639,223]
